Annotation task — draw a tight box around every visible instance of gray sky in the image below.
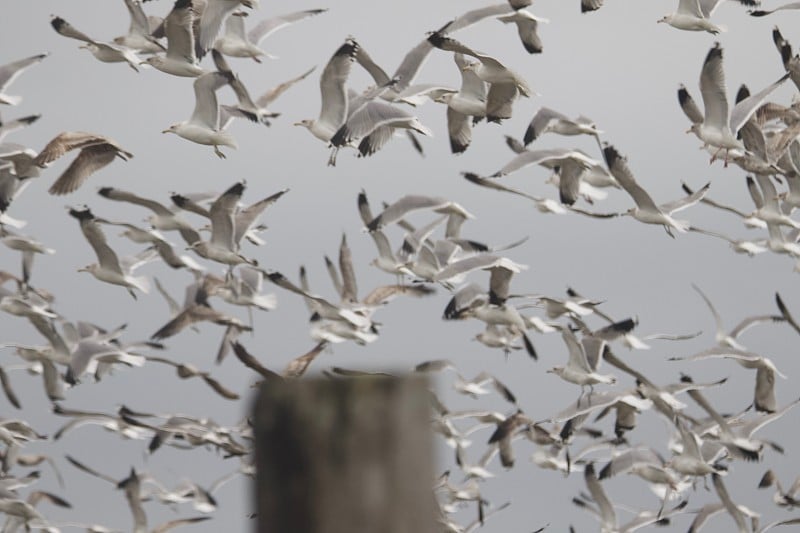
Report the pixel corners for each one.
[2,1,800,531]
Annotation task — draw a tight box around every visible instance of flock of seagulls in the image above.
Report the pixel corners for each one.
[2,0,800,532]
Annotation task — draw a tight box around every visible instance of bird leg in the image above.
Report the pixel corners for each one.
[327,147,339,167]
[214,145,226,159]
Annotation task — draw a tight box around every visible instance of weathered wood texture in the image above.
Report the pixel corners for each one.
[254,375,437,533]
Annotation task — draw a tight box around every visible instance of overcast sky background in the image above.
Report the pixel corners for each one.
[2,1,800,531]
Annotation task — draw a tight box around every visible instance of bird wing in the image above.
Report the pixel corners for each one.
[35,131,115,166]
[317,39,358,133]
[255,66,315,108]
[98,187,172,215]
[691,283,726,339]
[282,342,327,378]
[189,71,230,129]
[338,234,358,302]
[699,43,729,132]
[247,9,327,44]
[48,144,120,196]
[678,85,704,125]
[524,107,570,145]
[730,73,790,134]
[0,53,48,93]
[485,82,519,122]
[164,0,197,62]
[50,16,95,44]
[71,210,124,275]
[197,0,245,56]
[233,188,287,246]
[208,182,243,250]
[602,145,660,213]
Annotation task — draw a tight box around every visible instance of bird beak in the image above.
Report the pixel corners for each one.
[161,129,170,134]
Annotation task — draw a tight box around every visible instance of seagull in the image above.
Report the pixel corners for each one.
[162,70,237,158]
[688,387,799,461]
[50,16,143,72]
[219,65,315,128]
[213,8,327,62]
[114,0,166,54]
[547,327,616,401]
[0,53,48,105]
[329,98,433,164]
[657,0,728,34]
[193,0,260,59]
[523,107,602,147]
[434,54,487,154]
[65,456,148,533]
[354,9,521,104]
[672,346,786,413]
[34,132,133,195]
[759,470,800,509]
[492,147,608,206]
[97,187,202,246]
[294,38,359,142]
[144,0,205,77]
[683,42,789,165]
[603,144,709,236]
[365,194,473,232]
[462,172,618,219]
[185,182,258,266]
[691,283,784,351]
[497,9,548,54]
[427,32,532,122]
[68,207,153,299]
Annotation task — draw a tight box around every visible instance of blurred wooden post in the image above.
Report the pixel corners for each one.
[253,375,437,533]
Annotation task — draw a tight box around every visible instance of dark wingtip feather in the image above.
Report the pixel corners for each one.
[522,333,537,360]
[68,207,94,221]
[50,16,67,32]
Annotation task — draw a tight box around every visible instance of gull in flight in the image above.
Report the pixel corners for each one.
[462,172,618,219]
[50,16,143,72]
[497,9,549,54]
[328,95,433,164]
[547,326,616,402]
[522,107,602,147]
[144,0,205,77]
[98,186,202,246]
[213,8,327,62]
[603,144,709,236]
[492,147,609,206]
[435,53,487,154]
[0,53,48,106]
[68,207,154,299]
[192,0,260,60]
[427,31,532,122]
[162,70,237,158]
[34,131,133,195]
[114,0,166,54]
[758,470,800,509]
[657,0,730,34]
[672,346,787,413]
[294,38,359,142]
[691,283,784,351]
[185,181,261,267]
[365,194,473,232]
[681,42,789,165]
